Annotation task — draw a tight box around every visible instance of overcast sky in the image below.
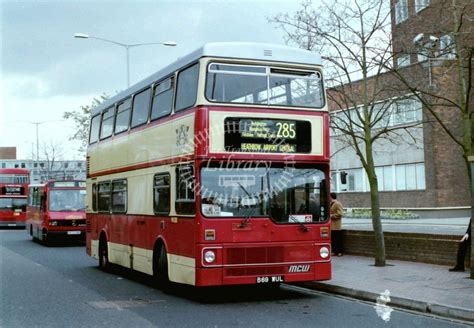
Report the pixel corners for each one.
[0,0,302,160]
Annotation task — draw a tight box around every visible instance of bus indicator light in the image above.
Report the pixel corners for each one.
[205,229,216,241]
[320,227,329,238]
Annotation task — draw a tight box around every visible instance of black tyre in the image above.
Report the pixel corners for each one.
[98,237,110,272]
[154,245,170,289]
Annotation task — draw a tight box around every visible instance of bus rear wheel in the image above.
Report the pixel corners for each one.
[154,245,170,290]
[99,237,110,272]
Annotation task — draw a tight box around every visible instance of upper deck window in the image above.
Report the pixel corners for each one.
[100,106,115,140]
[131,88,152,128]
[114,98,132,134]
[175,63,199,111]
[151,77,174,120]
[205,63,324,109]
[89,115,101,144]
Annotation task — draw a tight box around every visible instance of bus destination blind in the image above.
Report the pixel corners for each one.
[224,118,311,153]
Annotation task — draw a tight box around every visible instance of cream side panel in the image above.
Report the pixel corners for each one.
[133,247,154,275]
[209,111,324,155]
[89,114,195,175]
[104,242,195,285]
[168,253,196,285]
[109,242,131,268]
[91,239,99,259]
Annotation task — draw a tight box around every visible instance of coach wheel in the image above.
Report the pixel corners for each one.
[154,245,170,289]
[99,237,110,272]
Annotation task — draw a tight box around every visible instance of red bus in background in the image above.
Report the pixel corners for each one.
[26,180,86,244]
[86,42,331,287]
[0,168,30,228]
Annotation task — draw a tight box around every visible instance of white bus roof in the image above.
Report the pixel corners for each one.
[91,42,322,115]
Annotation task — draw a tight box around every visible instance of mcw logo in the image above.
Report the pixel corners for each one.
[288,265,311,273]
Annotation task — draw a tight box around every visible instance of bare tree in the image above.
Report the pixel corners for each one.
[272,0,423,266]
[63,94,108,153]
[39,141,64,182]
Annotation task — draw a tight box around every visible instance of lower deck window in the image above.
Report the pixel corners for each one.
[98,182,111,212]
[175,165,195,215]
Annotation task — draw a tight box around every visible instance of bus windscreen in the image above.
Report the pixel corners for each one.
[49,189,86,212]
[200,163,327,223]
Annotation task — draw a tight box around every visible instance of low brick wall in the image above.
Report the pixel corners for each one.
[343,230,471,268]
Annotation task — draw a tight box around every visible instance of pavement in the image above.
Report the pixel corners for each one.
[299,216,474,324]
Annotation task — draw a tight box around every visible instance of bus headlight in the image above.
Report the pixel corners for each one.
[204,250,216,263]
[49,221,58,226]
[320,247,329,259]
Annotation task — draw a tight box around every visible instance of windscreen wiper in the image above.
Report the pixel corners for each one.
[289,216,309,232]
[237,182,256,228]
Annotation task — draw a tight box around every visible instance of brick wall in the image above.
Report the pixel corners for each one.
[343,230,471,268]
[0,147,17,160]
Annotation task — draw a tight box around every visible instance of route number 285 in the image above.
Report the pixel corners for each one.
[276,122,296,139]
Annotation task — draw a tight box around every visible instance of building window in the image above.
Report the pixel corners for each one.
[339,168,364,192]
[375,166,394,191]
[439,34,456,59]
[395,163,425,190]
[395,0,408,24]
[111,180,127,213]
[397,54,411,68]
[330,96,422,133]
[154,174,170,215]
[64,163,69,169]
[1,163,5,169]
[331,163,425,193]
[415,0,429,12]
[175,165,195,214]
[77,162,82,168]
[392,98,422,125]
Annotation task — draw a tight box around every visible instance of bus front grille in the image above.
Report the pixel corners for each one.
[56,219,86,227]
[225,245,312,266]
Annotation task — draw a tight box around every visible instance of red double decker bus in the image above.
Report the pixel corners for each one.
[86,42,331,287]
[0,168,29,228]
[26,180,86,244]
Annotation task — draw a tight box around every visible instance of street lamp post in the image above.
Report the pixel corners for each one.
[27,120,62,182]
[74,33,177,87]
